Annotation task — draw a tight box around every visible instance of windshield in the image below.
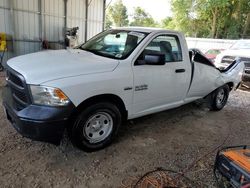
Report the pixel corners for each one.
[79,30,147,59]
[230,40,250,50]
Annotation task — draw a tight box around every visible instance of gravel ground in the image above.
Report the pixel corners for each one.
[0,72,250,188]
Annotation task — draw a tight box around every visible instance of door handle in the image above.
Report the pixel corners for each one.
[175,69,186,73]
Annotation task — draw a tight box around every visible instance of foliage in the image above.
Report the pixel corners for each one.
[163,0,250,38]
[105,0,250,39]
[169,0,193,34]
[105,0,129,28]
[161,17,174,29]
[105,10,113,29]
[130,7,158,27]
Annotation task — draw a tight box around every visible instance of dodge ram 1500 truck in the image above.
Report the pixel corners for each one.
[2,27,244,152]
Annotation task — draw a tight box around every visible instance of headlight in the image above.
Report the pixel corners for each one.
[30,85,70,106]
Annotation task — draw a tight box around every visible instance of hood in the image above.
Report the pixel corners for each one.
[7,49,119,84]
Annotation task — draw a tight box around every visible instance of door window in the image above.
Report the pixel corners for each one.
[144,35,182,62]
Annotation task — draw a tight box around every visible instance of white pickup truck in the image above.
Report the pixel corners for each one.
[3,27,244,151]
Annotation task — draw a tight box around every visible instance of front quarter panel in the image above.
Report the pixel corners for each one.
[220,61,245,88]
[187,63,221,98]
[42,62,133,117]
[187,60,244,99]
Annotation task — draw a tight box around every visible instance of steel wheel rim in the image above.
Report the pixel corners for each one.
[216,89,225,106]
[83,112,113,143]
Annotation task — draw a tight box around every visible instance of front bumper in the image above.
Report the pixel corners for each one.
[2,86,75,144]
[242,69,250,82]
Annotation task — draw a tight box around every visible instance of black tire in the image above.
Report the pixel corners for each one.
[209,85,230,111]
[69,102,121,152]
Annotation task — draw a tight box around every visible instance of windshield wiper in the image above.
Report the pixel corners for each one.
[80,48,100,55]
[79,48,119,59]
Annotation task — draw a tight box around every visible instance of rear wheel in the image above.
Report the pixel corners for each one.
[209,85,230,111]
[69,102,121,152]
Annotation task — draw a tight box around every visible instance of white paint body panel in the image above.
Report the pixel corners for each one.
[187,62,243,99]
[7,49,119,85]
[6,28,244,120]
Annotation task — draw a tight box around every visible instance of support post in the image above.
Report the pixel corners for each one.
[9,0,15,49]
[85,0,88,42]
[64,0,68,48]
[38,0,43,49]
[102,0,106,31]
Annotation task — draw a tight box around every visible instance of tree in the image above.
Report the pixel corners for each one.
[106,0,129,27]
[105,9,113,29]
[105,0,250,38]
[161,17,175,29]
[130,7,158,27]
[243,13,250,38]
[197,0,233,38]
[197,0,250,38]
[237,1,250,38]
[169,0,194,36]
[169,0,250,39]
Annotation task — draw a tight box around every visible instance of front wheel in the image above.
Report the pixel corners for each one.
[209,85,230,111]
[69,102,122,152]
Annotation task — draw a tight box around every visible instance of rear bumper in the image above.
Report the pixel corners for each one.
[2,86,75,144]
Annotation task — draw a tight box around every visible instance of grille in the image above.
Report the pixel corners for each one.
[244,62,250,68]
[241,57,250,63]
[6,69,30,110]
[12,87,27,103]
[244,62,250,75]
[221,56,235,64]
[8,71,24,87]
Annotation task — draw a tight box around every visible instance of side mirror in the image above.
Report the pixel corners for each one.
[144,54,165,65]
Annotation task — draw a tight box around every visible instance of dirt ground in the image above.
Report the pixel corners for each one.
[0,72,250,188]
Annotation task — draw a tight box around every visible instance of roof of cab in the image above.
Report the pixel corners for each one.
[111,27,179,34]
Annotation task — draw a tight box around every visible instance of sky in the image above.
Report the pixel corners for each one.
[108,0,172,22]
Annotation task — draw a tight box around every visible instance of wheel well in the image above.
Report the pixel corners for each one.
[204,82,234,100]
[226,82,234,91]
[71,94,128,122]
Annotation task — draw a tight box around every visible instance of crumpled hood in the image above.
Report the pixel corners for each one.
[7,49,119,84]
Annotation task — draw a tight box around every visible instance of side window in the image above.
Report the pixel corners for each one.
[144,35,182,62]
